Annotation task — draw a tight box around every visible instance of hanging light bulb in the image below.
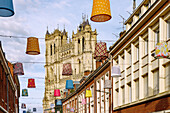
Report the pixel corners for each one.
[26,37,40,55]
[91,0,112,22]
[0,0,14,17]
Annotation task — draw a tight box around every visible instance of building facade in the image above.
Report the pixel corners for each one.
[62,0,170,113]
[62,59,111,113]
[43,18,97,110]
[110,0,170,112]
[0,41,20,113]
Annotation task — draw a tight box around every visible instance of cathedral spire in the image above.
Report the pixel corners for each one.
[46,26,50,35]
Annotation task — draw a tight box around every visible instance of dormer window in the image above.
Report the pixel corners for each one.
[138,10,141,18]
[146,0,151,9]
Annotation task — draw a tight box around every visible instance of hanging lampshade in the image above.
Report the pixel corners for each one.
[33,108,36,112]
[63,89,68,93]
[104,80,112,89]
[50,103,55,108]
[91,0,112,22]
[22,89,28,96]
[8,62,13,76]
[26,37,40,55]
[111,65,121,77]
[85,90,92,98]
[21,103,26,109]
[54,89,61,97]
[66,104,70,110]
[56,99,62,106]
[66,80,74,89]
[51,108,55,112]
[94,42,108,60]
[70,108,75,112]
[0,0,14,17]
[13,62,24,75]
[62,63,72,75]
[81,99,86,105]
[23,111,26,113]
[155,42,169,58]
[27,78,36,88]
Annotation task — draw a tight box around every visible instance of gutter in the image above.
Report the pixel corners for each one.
[0,105,8,113]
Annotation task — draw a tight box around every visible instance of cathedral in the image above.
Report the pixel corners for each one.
[43,17,97,110]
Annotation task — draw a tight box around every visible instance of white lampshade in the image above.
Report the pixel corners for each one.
[111,65,121,77]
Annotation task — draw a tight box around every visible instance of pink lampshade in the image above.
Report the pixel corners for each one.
[54,89,61,97]
[81,99,86,105]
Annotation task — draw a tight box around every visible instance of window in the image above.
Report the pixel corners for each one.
[128,50,132,65]
[78,39,80,54]
[136,45,139,61]
[147,0,151,8]
[167,20,170,39]
[121,86,125,104]
[155,29,159,46]
[50,45,52,55]
[135,79,139,100]
[165,64,170,90]
[91,85,94,98]
[115,89,119,106]
[127,83,132,102]
[144,38,148,55]
[54,44,55,54]
[82,37,85,52]
[143,75,148,97]
[153,70,159,95]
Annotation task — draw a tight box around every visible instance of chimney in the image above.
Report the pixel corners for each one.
[133,0,136,12]
[96,60,102,69]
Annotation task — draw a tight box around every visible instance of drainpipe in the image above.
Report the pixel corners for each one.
[6,74,9,112]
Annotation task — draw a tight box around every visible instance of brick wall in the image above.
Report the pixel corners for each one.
[113,96,170,113]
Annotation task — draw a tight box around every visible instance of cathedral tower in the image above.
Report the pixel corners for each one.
[43,18,97,110]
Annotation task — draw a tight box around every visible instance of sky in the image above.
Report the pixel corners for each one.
[0,0,143,112]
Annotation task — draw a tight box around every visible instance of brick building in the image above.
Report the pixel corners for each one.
[0,41,20,113]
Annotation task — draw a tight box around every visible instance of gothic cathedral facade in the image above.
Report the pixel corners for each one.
[43,18,97,110]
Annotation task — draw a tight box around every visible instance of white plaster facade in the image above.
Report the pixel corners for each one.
[111,0,170,110]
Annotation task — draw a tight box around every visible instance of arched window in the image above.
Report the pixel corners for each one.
[50,45,52,55]
[78,39,80,54]
[75,68,76,75]
[82,37,85,52]
[54,44,55,54]
[79,60,81,73]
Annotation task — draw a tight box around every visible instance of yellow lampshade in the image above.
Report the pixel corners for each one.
[91,0,112,22]
[85,90,92,98]
[26,37,40,55]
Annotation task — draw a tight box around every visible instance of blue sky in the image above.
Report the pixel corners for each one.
[0,0,143,112]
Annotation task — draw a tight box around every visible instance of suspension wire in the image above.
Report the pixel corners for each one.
[0,34,164,42]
